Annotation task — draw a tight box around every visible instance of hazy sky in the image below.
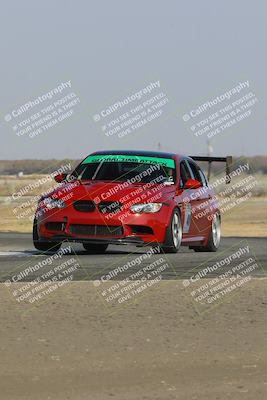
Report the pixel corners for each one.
[0,0,266,159]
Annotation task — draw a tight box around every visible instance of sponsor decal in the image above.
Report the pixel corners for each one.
[82,154,175,169]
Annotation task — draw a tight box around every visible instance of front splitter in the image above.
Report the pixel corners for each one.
[38,234,150,247]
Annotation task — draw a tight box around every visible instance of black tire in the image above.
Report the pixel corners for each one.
[191,214,221,252]
[33,218,61,253]
[83,243,108,254]
[161,208,182,253]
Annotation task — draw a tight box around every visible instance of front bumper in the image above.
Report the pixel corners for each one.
[35,203,171,245]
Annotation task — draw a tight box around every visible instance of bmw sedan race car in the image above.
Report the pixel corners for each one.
[33,150,232,254]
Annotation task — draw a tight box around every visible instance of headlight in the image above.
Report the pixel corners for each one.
[130,203,163,213]
[42,197,66,209]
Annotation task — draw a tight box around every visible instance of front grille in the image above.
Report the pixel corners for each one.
[69,224,123,236]
[98,201,122,214]
[46,222,65,231]
[73,200,95,212]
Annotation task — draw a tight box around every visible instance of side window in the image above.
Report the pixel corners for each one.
[180,161,191,187]
[187,161,202,182]
[198,168,208,186]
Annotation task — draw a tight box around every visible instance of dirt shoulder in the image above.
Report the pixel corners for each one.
[0,279,266,400]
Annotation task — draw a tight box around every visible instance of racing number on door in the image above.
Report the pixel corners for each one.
[183,202,192,233]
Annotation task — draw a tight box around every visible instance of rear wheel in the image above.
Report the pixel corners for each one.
[191,214,221,252]
[161,209,182,253]
[83,243,108,254]
[33,218,61,253]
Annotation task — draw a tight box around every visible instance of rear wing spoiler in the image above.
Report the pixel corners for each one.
[190,156,233,184]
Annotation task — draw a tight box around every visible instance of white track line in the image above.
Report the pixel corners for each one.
[0,251,40,256]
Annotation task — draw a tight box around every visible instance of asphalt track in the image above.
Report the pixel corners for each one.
[0,233,266,283]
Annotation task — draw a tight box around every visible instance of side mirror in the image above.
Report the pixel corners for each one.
[54,173,68,183]
[184,178,202,189]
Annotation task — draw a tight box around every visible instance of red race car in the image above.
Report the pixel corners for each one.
[33,150,232,254]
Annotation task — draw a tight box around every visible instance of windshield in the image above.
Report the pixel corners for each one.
[71,154,176,184]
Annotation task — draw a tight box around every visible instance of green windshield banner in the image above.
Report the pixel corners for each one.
[82,154,175,169]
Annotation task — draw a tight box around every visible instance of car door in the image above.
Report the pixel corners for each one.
[176,160,195,237]
[185,160,212,235]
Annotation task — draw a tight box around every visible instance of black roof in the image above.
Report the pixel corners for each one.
[93,150,177,158]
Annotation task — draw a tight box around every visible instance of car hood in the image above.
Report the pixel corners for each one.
[46,180,176,205]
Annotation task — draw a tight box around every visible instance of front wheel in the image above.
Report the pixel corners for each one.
[83,243,108,254]
[161,209,182,253]
[33,219,61,253]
